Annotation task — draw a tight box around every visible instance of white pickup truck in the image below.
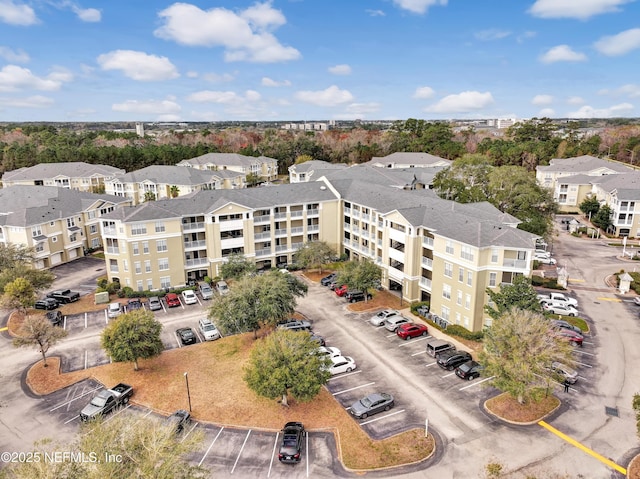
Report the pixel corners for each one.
[537,292,578,307]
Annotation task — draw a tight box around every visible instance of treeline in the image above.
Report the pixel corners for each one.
[1,118,639,175]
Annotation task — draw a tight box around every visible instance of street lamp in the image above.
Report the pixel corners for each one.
[184,372,192,412]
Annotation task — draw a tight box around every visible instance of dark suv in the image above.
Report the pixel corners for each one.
[46,310,63,326]
[277,319,312,332]
[34,298,59,310]
[278,422,305,463]
[344,291,372,303]
[320,273,337,286]
[455,360,483,380]
[437,350,473,370]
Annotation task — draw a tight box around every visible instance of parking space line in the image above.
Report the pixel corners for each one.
[332,382,375,396]
[180,422,199,443]
[198,427,224,466]
[63,316,67,329]
[63,415,80,424]
[104,309,108,324]
[174,332,182,348]
[84,350,88,370]
[582,341,594,346]
[411,350,426,356]
[141,410,153,418]
[459,375,495,391]
[440,371,456,378]
[231,430,251,474]
[360,409,405,425]
[103,404,131,423]
[306,430,309,478]
[50,386,103,411]
[327,370,361,381]
[574,361,592,368]
[425,361,438,367]
[267,432,279,477]
[575,350,595,357]
[385,333,398,338]
[398,336,432,347]
[85,312,88,329]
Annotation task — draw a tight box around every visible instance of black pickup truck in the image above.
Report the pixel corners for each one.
[46,289,80,304]
[80,383,133,421]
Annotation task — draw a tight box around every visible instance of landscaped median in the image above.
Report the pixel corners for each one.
[25,332,435,471]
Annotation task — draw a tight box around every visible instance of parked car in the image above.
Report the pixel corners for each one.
[325,355,356,375]
[550,328,583,346]
[34,298,58,310]
[176,327,196,345]
[46,289,80,304]
[107,302,122,319]
[46,310,63,326]
[216,280,229,296]
[328,281,339,291]
[317,346,341,358]
[384,315,410,332]
[370,309,400,326]
[551,319,583,335]
[181,289,198,305]
[278,422,305,464]
[426,340,456,357]
[148,296,162,311]
[80,383,133,421]
[437,350,473,370]
[308,331,326,347]
[535,255,557,265]
[198,281,213,300]
[165,293,181,308]
[198,318,221,341]
[165,409,191,434]
[634,296,640,306]
[543,303,578,317]
[455,360,484,380]
[335,285,348,297]
[546,361,578,384]
[345,291,372,303]
[127,298,143,311]
[349,392,394,419]
[277,319,312,332]
[320,273,337,286]
[396,322,429,340]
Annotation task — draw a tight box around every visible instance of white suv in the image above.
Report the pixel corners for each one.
[198,319,220,341]
[107,302,122,318]
[182,289,198,305]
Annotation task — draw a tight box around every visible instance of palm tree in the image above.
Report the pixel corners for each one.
[170,185,180,198]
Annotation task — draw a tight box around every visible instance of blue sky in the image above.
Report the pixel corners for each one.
[1,0,639,122]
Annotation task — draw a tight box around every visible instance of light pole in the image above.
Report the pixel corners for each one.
[184,372,192,412]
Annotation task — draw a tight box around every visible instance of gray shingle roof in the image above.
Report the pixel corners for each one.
[367,152,451,167]
[177,153,277,167]
[110,165,225,185]
[537,155,632,174]
[2,162,125,181]
[0,185,128,227]
[290,160,348,174]
[320,164,446,188]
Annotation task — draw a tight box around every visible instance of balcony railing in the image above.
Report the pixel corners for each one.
[291,227,304,235]
[308,224,319,232]
[291,242,304,250]
[182,222,205,231]
[378,221,383,228]
[421,257,433,269]
[253,215,271,224]
[254,231,271,240]
[274,212,287,220]
[503,259,527,268]
[275,228,287,236]
[362,213,370,222]
[307,209,319,216]
[422,237,434,248]
[376,256,382,264]
[290,210,303,218]
[185,258,209,268]
[275,244,289,252]
[344,222,351,230]
[110,266,119,273]
[184,240,206,249]
[255,248,272,257]
[420,277,432,290]
[103,227,117,235]
[344,207,351,215]
[106,246,119,254]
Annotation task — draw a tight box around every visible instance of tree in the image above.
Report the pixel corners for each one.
[479,308,574,404]
[4,414,206,479]
[634,393,640,438]
[579,197,600,218]
[295,154,313,164]
[484,276,542,320]
[169,185,180,198]
[295,241,336,274]
[209,271,307,338]
[0,244,54,293]
[219,253,256,280]
[244,329,330,407]
[245,172,261,187]
[101,309,164,371]
[336,260,381,302]
[432,154,492,202]
[1,277,36,313]
[13,315,68,367]
[144,191,156,202]
[592,204,613,231]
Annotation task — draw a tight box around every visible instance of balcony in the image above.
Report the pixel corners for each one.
[344,207,351,215]
[291,226,304,235]
[275,228,287,237]
[419,277,432,290]
[106,246,120,254]
[110,266,119,273]
[182,222,205,231]
[185,258,209,268]
[255,248,272,257]
[378,221,383,228]
[375,256,382,264]
[103,226,117,236]
[219,219,243,231]
[362,213,370,222]
[290,210,303,218]
[422,237,434,248]
[351,209,360,218]
[307,208,319,216]
[502,259,528,268]
[274,212,287,220]
[275,244,289,252]
[254,231,271,240]
[291,242,304,250]
[184,240,206,250]
[343,222,351,230]
[308,224,319,233]
[253,215,270,224]
[421,257,433,269]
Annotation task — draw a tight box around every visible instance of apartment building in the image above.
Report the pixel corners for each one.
[100,177,538,332]
[104,165,244,205]
[590,172,640,237]
[0,186,130,269]
[1,162,125,192]
[288,160,348,183]
[365,152,451,169]
[176,153,279,182]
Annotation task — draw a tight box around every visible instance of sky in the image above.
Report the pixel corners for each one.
[0,0,639,122]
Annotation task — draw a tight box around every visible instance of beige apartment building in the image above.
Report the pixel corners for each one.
[0,186,130,269]
[1,162,125,192]
[101,177,538,332]
[176,153,279,182]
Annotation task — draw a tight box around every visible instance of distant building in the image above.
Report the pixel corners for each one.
[289,160,348,183]
[365,152,451,169]
[135,122,145,137]
[176,153,278,182]
[1,162,125,192]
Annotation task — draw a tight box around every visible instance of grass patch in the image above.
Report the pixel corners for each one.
[26,332,434,470]
[485,392,560,423]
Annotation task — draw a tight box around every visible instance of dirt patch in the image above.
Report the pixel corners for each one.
[484,392,560,423]
[348,290,402,312]
[25,333,434,470]
[628,454,640,479]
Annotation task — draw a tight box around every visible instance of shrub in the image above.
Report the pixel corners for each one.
[106,281,121,294]
[410,301,430,315]
[531,275,544,286]
[119,286,134,298]
[445,324,484,341]
[97,277,108,289]
[203,276,212,285]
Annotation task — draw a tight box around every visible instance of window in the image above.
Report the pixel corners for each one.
[465,294,471,309]
[145,260,151,273]
[132,242,139,255]
[52,236,57,243]
[156,239,167,252]
[160,276,171,289]
[35,242,44,253]
[136,280,143,292]
[467,271,473,286]
[155,221,165,233]
[441,306,450,321]
[69,233,77,242]
[142,241,149,254]
[517,250,527,260]
[91,238,100,248]
[444,262,453,278]
[89,225,97,234]
[135,262,141,274]
[458,267,464,283]
[66,218,75,228]
[87,211,96,220]
[461,245,474,261]
[131,223,147,235]
[147,279,153,290]
[158,258,169,271]
[489,272,497,287]
[455,312,461,325]
[445,240,454,255]
[31,226,42,237]
[491,249,499,263]
[442,284,451,300]
[123,259,128,272]
[457,290,463,306]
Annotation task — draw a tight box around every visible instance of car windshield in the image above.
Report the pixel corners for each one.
[360,397,372,408]
[203,324,215,331]
[91,396,107,407]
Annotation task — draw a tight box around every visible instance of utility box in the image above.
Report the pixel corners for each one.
[94,291,110,305]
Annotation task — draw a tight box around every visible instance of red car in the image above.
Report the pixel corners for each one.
[335,285,348,297]
[396,322,429,340]
[165,293,181,307]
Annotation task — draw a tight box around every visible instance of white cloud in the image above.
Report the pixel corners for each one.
[245,90,261,102]
[294,85,354,107]
[186,71,198,78]
[528,0,633,20]
[0,0,38,25]
[539,45,587,63]
[261,77,291,87]
[532,94,553,105]
[599,84,640,98]
[72,6,101,22]
[413,86,435,99]
[0,65,72,92]
[594,28,640,56]
[475,29,511,41]
[392,0,448,14]
[567,102,634,118]
[0,46,29,63]
[0,95,53,108]
[366,9,385,16]
[567,96,585,105]
[517,31,537,43]
[425,91,494,113]
[203,72,235,82]
[538,108,555,117]
[112,99,182,115]
[154,2,300,63]
[344,102,380,114]
[328,64,352,75]
[97,50,179,81]
[186,89,262,105]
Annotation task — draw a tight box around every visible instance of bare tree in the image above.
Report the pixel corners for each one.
[13,315,68,367]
